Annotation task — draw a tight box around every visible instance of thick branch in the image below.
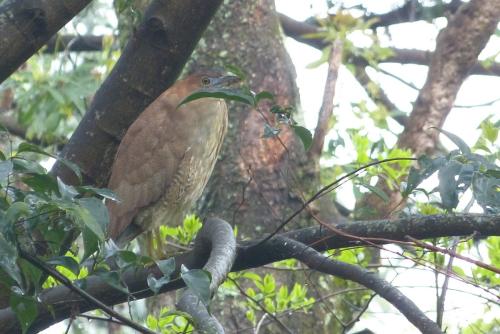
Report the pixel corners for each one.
[177,218,236,333]
[0,214,497,333]
[51,0,225,186]
[301,1,463,30]
[365,0,463,28]
[397,0,500,154]
[0,0,91,83]
[276,237,443,334]
[279,13,500,77]
[44,34,104,53]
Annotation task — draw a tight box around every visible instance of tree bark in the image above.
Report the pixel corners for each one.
[190,0,325,237]
[0,0,92,83]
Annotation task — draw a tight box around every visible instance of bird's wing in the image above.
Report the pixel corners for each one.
[107,101,186,241]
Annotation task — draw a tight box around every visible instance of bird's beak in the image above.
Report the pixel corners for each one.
[212,75,241,87]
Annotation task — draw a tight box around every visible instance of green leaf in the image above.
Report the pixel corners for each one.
[433,128,471,155]
[57,177,79,200]
[46,256,80,276]
[17,142,49,156]
[146,314,158,330]
[115,250,148,269]
[484,169,500,178]
[5,202,30,223]
[66,203,105,241]
[76,186,120,202]
[0,233,22,285]
[438,160,462,211]
[292,125,313,151]
[57,158,82,183]
[0,160,13,181]
[47,87,65,104]
[180,265,211,306]
[115,250,136,263]
[255,91,274,104]
[242,271,262,283]
[359,183,390,202]
[77,197,109,233]
[96,271,128,294]
[177,88,255,108]
[10,293,38,334]
[473,173,500,213]
[404,155,447,196]
[262,274,276,295]
[147,273,171,295]
[479,119,498,144]
[82,227,99,261]
[12,158,46,175]
[157,257,176,278]
[16,143,81,182]
[224,64,247,81]
[22,174,58,194]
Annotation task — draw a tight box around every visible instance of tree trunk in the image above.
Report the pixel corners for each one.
[191,1,315,236]
[188,1,342,332]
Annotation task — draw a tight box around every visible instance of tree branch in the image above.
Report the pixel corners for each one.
[44,34,104,53]
[176,218,236,334]
[278,13,500,77]
[275,236,443,334]
[0,214,497,333]
[309,39,343,160]
[304,0,464,30]
[397,0,500,155]
[18,249,155,334]
[364,0,463,28]
[0,0,92,83]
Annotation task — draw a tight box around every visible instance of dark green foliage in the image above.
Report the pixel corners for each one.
[0,138,119,331]
[404,128,500,213]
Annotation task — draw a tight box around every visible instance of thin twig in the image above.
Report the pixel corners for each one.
[406,236,500,275]
[454,96,500,108]
[228,277,293,334]
[254,313,268,334]
[342,293,377,333]
[18,249,157,334]
[378,67,419,90]
[309,39,344,160]
[257,157,416,244]
[436,237,459,328]
[77,314,126,326]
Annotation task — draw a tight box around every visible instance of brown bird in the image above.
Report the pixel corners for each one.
[107,69,239,255]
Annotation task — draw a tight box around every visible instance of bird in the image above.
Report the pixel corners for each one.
[106,68,239,256]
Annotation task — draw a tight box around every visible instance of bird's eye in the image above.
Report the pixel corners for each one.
[201,77,211,86]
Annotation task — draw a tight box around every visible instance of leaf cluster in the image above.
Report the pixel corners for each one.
[404,128,500,213]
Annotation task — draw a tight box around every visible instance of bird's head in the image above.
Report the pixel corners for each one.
[189,68,241,90]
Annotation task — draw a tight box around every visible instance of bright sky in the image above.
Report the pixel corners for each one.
[275,1,499,333]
